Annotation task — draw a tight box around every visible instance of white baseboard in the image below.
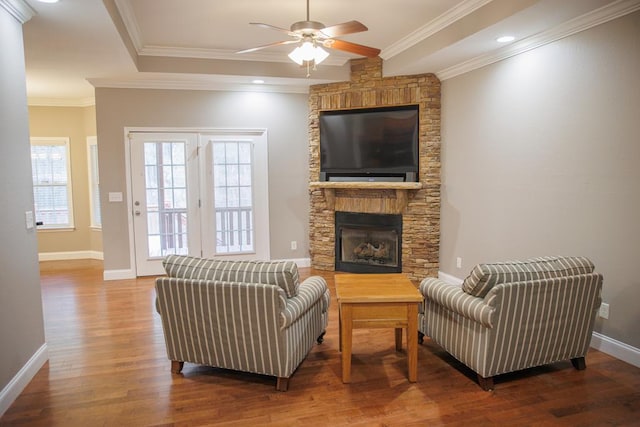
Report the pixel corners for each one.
[438,271,463,286]
[103,269,136,281]
[39,251,103,261]
[271,257,311,268]
[291,258,311,268]
[0,343,48,417]
[591,332,640,368]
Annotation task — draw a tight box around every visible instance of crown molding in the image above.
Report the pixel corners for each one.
[28,97,96,107]
[0,0,36,23]
[87,77,314,95]
[113,0,144,52]
[437,0,640,81]
[138,45,350,67]
[381,0,493,60]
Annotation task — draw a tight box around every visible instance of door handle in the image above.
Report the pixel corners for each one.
[134,210,141,216]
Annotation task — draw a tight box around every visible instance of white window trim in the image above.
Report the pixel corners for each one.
[31,137,75,230]
[87,136,101,229]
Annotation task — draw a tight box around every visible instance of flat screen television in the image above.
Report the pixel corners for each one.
[319,104,419,182]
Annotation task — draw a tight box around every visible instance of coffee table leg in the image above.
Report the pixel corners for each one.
[341,304,353,383]
[338,304,342,352]
[407,304,418,382]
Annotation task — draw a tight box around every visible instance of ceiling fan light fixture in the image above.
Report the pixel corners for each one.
[241,0,379,73]
[313,46,329,64]
[288,42,329,66]
[299,40,316,60]
[288,46,305,65]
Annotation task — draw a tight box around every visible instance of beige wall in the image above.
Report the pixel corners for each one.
[440,11,640,348]
[0,5,46,406]
[28,105,102,254]
[95,88,310,273]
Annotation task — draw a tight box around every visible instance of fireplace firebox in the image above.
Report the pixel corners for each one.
[335,211,402,273]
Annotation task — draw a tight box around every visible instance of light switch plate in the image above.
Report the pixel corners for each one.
[108,192,123,202]
[25,210,34,230]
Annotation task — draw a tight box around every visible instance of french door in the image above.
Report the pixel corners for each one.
[129,130,269,276]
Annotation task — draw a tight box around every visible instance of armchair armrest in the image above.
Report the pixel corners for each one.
[420,277,495,328]
[281,276,328,328]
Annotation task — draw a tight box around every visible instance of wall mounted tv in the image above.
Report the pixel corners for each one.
[319,104,419,182]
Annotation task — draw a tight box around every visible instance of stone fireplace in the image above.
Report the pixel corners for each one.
[335,211,402,274]
[308,58,441,282]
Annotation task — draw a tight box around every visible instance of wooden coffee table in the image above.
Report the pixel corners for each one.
[335,273,423,383]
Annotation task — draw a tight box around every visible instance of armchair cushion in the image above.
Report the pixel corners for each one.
[419,278,494,327]
[162,254,300,298]
[281,276,329,328]
[462,256,594,298]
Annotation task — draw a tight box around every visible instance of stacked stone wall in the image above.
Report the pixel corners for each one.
[308,57,441,282]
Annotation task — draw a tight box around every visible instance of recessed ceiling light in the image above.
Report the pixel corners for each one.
[496,36,515,43]
[37,0,60,3]
[252,79,265,84]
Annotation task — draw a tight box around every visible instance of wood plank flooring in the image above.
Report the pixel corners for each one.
[1,260,639,426]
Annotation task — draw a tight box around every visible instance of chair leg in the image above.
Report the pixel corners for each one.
[276,377,289,392]
[317,331,326,344]
[418,331,424,345]
[171,360,184,374]
[477,375,494,391]
[571,356,586,370]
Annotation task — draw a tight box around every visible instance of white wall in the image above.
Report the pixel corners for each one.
[440,11,640,349]
[0,3,47,415]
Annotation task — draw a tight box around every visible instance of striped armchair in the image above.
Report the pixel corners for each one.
[418,256,603,390]
[155,255,330,391]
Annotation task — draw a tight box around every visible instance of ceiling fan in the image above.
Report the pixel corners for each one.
[236,0,380,69]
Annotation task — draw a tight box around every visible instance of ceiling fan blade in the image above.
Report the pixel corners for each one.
[236,40,299,54]
[250,22,296,37]
[323,39,380,57]
[319,20,368,38]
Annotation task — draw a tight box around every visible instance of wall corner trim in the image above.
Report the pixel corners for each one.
[0,343,48,417]
[0,0,36,24]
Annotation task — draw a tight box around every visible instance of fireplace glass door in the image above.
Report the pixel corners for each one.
[341,228,399,268]
[335,212,402,273]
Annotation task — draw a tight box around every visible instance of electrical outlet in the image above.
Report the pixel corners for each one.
[456,257,462,269]
[599,302,610,319]
[290,241,297,251]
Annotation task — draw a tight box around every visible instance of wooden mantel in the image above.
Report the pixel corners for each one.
[309,181,423,211]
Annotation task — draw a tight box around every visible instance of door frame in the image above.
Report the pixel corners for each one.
[124,127,270,277]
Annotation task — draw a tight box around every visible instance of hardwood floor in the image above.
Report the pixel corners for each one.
[1,260,639,426]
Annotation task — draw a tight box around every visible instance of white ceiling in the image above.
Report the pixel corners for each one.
[20,0,639,105]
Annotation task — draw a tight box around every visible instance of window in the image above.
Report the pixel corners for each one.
[31,137,74,229]
[213,140,254,254]
[87,136,101,228]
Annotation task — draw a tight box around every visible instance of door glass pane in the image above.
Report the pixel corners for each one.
[213,141,254,254]
[144,141,189,257]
